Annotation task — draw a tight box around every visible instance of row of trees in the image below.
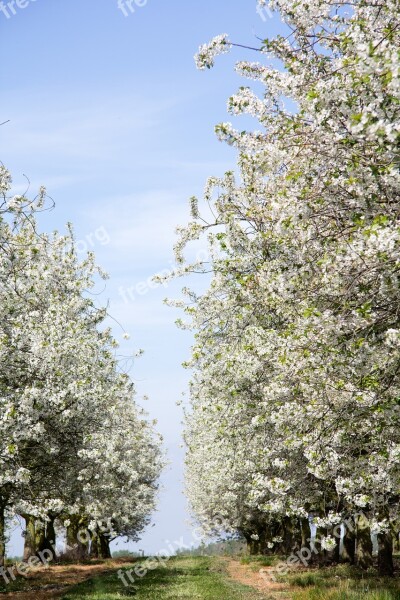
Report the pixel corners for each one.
[0,168,163,566]
[174,0,400,576]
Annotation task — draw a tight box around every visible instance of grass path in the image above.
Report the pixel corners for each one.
[60,556,265,600]
[3,556,400,599]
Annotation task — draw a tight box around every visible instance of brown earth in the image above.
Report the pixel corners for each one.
[224,558,292,598]
[0,559,135,600]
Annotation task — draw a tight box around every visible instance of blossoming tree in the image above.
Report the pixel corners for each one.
[0,166,163,566]
[173,0,400,576]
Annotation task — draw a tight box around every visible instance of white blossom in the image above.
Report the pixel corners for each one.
[195,34,231,70]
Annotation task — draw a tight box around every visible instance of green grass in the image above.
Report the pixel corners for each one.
[0,577,30,594]
[235,555,400,599]
[278,564,400,600]
[61,556,263,600]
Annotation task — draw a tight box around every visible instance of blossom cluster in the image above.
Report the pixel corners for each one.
[194,34,231,70]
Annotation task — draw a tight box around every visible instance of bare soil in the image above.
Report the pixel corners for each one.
[224,558,292,598]
[0,559,135,599]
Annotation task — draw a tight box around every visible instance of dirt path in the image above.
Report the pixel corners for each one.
[2,557,292,599]
[0,560,135,599]
[224,558,291,598]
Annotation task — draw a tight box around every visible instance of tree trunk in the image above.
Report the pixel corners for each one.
[289,519,302,555]
[90,535,99,558]
[66,519,77,550]
[300,518,311,549]
[0,504,5,568]
[258,528,269,555]
[316,527,329,565]
[66,516,89,560]
[98,534,111,559]
[42,515,56,557]
[34,519,46,554]
[270,518,295,556]
[378,530,394,577]
[243,532,260,555]
[23,515,37,561]
[89,526,99,558]
[331,532,340,564]
[249,540,259,555]
[342,521,356,564]
[282,517,295,554]
[355,514,373,570]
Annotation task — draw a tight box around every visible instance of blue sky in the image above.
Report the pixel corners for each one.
[1,0,284,555]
